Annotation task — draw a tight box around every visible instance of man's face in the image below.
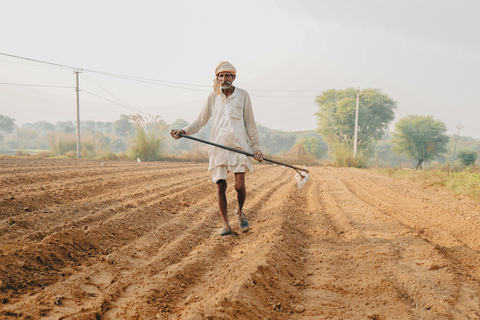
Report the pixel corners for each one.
[217,72,235,90]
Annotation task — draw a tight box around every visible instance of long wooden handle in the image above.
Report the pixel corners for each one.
[178,134,309,174]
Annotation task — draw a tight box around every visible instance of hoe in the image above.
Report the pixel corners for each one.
[179,134,310,189]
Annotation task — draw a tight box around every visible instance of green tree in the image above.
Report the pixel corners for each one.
[315,88,396,149]
[392,115,449,170]
[0,115,16,134]
[295,136,323,158]
[458,150,477,167]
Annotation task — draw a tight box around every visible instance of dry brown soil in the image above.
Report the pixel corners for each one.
[1,158,480,319]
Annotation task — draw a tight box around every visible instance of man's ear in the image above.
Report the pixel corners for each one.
[232,74,236,81]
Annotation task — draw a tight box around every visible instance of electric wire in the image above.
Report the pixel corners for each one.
[0,58,61,70]
[84,70,212,93]
[82,90,149,116]
[87,69,319,94]
[0,52,78,70]
[0,52,320,96]
[86,70,211,88]
[0,81,74,89]
[82,72,146,114]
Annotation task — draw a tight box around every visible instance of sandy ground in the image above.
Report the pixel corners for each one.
[1,158,480,319]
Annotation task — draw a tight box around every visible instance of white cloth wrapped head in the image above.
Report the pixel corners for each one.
[213,61,236,95]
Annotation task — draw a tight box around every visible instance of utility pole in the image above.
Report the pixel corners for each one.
[353,87,360,158]
[74,70,82,158]
[451,123,463,166]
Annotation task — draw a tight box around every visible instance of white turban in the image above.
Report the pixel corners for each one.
[213,61,236,95]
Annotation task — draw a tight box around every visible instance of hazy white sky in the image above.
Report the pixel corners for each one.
[1,0,479,137]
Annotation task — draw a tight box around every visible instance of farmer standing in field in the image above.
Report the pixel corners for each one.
[171,61,263,236]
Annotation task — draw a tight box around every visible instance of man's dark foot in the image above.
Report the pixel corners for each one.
[238,212,249,233]
[217,226,232,236]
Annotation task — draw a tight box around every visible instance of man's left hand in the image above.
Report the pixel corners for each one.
[253,151,263,162]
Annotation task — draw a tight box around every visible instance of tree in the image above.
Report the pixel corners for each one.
[22,121,55,134]
[55,121,75,133]
[315,88,396,149]
[392,115,449,170]
[295,136,323,158]
[103,122,114,134]
[458,150,477,167]
[0,115,15,134]
[113,114,134,137]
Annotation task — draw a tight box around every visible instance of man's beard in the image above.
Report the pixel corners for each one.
[220,81,232,89]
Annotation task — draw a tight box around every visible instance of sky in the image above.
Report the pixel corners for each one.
[1,0,479,138]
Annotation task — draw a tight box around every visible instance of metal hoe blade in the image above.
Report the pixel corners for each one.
[294,165,309,190]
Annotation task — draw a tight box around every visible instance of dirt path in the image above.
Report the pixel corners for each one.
[1,158,480,319]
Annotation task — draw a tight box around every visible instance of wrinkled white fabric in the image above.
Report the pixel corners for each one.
[211,164,246,183]
[182,87,261,173]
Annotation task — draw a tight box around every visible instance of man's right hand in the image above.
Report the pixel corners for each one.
[170,129,185,140]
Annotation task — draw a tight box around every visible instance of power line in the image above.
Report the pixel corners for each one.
[0,58,61,70]
[83,73,143,113]
[86,69,211,88]
[0,52,321,96]
[0,81,73,89]
[84,70,212,93]
[82,90,149,115]
[87,69,320,94]
[0,52,78,70]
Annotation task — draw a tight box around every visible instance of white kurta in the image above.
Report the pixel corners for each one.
[182,87,261,172]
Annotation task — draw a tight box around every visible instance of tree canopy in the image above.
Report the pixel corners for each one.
[295,136,324,158]
[0,115,16,134]
[315,88,396,148]
[458,150,477,167]
[392,115,449,170]
[113,114,134,137]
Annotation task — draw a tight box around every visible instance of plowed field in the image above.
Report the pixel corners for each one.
[1,158,480,319]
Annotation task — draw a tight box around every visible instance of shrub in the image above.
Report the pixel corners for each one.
[48,132,77,155]
[181,148,209,162]
[458,150,477,167]
[331,141,366,168]
[98,152,119,160]
[48,131,113,158]
[128,114,165,161]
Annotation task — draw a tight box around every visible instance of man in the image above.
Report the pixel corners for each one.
[171,61,263,236]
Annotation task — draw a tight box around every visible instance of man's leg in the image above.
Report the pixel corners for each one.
[216,179,230,232]
[234,172,249,232]
[234,173,246,218]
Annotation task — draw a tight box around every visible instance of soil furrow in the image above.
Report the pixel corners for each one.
[2,160,480,319]
[0,166,210,242]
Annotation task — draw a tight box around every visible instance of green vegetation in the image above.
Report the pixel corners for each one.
[47,131,112,158]
[1,90,478,173]
[327,133,366,168]
[375,167,480,201]
[458,150,477,167]
[128,114,165,161]
[315,88,396,167]
[0,115,16,134]
[392,115,449,170]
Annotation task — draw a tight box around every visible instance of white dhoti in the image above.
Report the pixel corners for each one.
[211,164,247,183]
